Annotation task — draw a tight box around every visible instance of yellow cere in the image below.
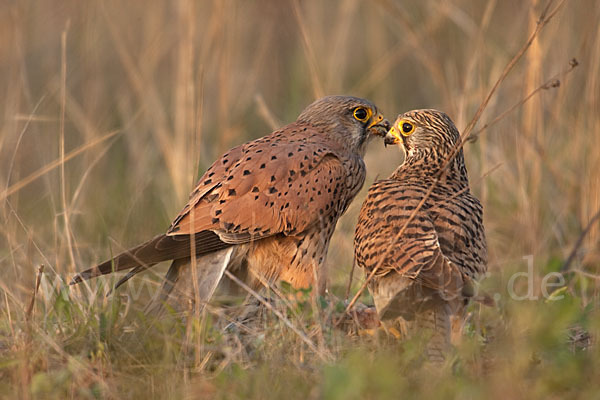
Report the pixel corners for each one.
[386,118,415,145]
[387,125,402,144]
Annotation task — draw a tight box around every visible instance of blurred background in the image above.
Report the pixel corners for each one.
[2,0,598,295]
[1,0,599,398]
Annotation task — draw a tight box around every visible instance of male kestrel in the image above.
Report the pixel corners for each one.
[71,96,389,310]
[354,110,487,361]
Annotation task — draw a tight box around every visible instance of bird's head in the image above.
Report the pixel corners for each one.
[384,109,460,158]
[297,95,390,155]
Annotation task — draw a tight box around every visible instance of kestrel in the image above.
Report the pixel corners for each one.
[71,96,389,310]
[354,110,487,361]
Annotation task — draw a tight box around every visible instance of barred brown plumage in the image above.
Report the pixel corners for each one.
[354,109,487,361]
[70,96,389,311]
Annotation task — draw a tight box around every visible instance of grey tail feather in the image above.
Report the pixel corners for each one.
[144,247,234,316]
[416,303,451,362]
[195,247,234,302]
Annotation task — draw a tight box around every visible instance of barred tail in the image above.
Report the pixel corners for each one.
[416,304,451,362]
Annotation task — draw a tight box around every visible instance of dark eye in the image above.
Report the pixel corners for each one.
[402,122,413,134]
[353,107,369,122]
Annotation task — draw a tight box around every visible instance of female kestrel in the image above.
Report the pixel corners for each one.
[354,110,487,361]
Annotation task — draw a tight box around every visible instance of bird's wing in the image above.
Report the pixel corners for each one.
[354,179,464,298]
[167,124,351,243]
[436,191,488,280]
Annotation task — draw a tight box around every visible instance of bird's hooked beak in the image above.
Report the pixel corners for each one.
[366,112,391,137]
[384,118,406,147]
[384,125,402,146]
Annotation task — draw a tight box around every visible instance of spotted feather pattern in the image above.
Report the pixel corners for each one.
[71,96,388,296]
[167,122,365,244]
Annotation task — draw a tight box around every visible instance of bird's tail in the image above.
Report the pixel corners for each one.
[69,234,168,285]
[415,303,451,362]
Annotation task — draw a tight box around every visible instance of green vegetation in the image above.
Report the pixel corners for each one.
[1,0,599,398]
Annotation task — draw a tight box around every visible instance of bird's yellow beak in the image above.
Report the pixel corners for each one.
[367,112,390,137]
[384,124,403,146]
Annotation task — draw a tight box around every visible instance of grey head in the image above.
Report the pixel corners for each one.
[296,95,390,155]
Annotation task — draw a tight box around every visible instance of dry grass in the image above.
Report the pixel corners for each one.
[1,0,600,398]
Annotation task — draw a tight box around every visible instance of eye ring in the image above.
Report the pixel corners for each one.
[353,107,370,122]
[399,120,415,136]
